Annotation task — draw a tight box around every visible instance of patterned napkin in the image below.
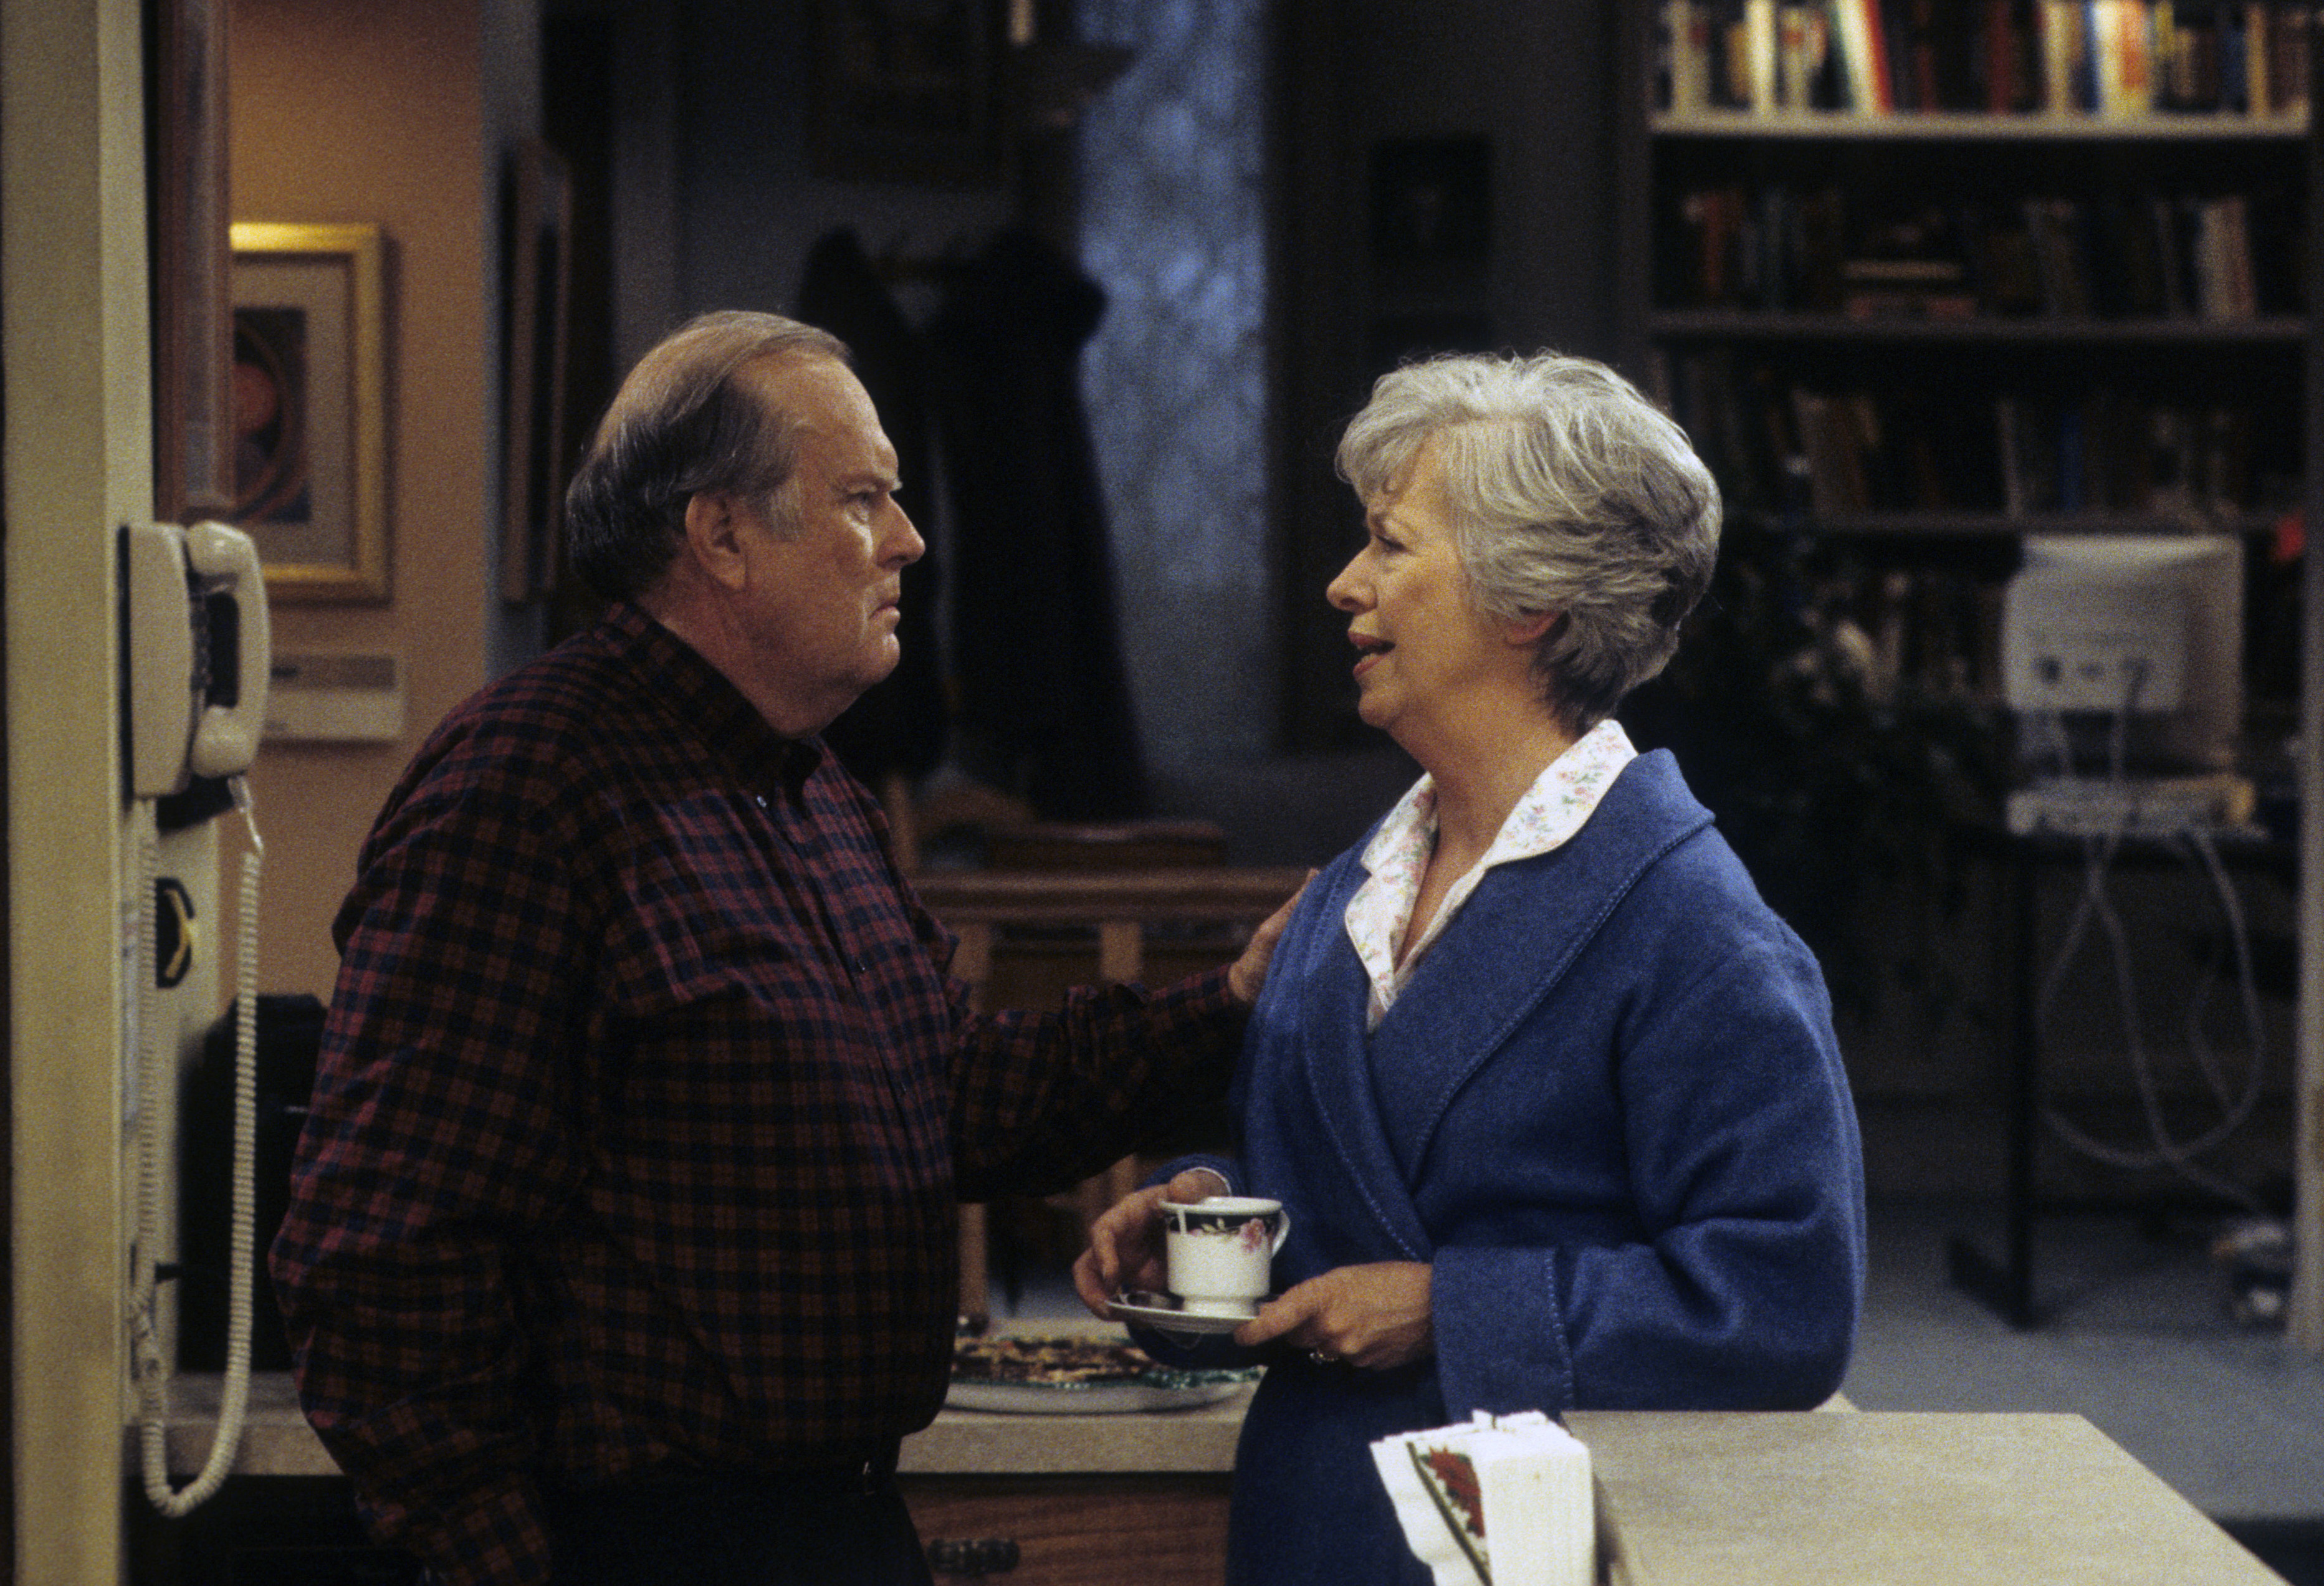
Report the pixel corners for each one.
[1369,1410,1593,1586]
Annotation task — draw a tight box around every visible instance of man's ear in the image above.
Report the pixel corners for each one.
[681,492,752,591]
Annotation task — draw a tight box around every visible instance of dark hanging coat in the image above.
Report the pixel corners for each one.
[927,227,1146,819]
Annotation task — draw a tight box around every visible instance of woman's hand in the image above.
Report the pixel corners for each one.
[1235,1262,1434,1370]
[1070,1167,1232,1318]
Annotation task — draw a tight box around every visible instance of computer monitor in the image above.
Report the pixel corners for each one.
[2001,533,2244,775]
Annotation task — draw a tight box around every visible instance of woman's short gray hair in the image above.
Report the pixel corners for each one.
[1336,351,1721,732]
[565,310,849,602]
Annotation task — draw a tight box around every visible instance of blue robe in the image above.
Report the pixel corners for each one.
[1146,750,1866,1585]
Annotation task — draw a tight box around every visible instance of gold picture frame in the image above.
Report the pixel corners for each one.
[229,221,390,603]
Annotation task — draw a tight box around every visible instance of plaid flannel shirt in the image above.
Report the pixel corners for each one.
[272,603,1242,1585]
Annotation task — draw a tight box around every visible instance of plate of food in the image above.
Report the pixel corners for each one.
[948,1333,1260,1415]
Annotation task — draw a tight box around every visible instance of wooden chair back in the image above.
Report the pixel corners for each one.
[916,863,1308,1327]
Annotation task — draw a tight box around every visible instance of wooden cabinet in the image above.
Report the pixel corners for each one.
[894,1357,1250,1586]
[904,1474,1231,1586]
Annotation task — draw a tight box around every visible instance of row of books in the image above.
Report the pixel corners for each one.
[1660,1,2314,118]
[1660,182,2300,319]
[1663,352,2277,521]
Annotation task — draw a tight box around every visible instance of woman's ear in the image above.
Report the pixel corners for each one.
[1506,608,1563,647]
[681,492,752,591]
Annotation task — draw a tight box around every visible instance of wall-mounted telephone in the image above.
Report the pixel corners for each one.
[122,518,271,801]
[120,519,270,1517]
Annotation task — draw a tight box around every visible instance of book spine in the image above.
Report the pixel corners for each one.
[2076,1,2105,108]
[2275,4,2311,119]
[2149,193,2191,315]
[1747,0,1782,108]
[2040,0,2085,109]
[1831,0,1866,107]
[1996,396,2029,518]
[1974,0,2039,110]
[1906,0,1943,107]
[1834,0,1894,110]
[2191,0,2226,111]
[2243,2,2271,114]
[1883,0,1920,107]
[2151,0,2195,111]
[2226,193,2254,318]
[1711,0,1752,108]
[1984,0,2017,107]
[2218,2,2249,113]
[1666,1,1712,111]
[2095,0,2155,116]
[1868,0,1899,106]
[1777,3,1815,107]
[2094,0,2121,111]
[2193,198,2224,318]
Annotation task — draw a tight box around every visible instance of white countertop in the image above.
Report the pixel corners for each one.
[1569,1410,2287,1586]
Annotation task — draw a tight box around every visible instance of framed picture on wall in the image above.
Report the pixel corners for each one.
[809,0,1005,184]
[229,221,390,603]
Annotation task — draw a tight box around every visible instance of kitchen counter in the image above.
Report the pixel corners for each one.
[152,1371,339,1480]
[1568,1410,2285,1586]
[153,1383,2283,1585]
[153,1334,1252,1481]
[157,1343,1250,1586]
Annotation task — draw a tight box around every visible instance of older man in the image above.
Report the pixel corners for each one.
[273,312,1292,1586]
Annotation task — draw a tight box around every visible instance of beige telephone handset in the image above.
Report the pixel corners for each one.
[123,518,271,795]
[122,520,270,1516]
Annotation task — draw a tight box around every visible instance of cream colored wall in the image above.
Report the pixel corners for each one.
[6,1,151,1575]
[229,0,505,1001]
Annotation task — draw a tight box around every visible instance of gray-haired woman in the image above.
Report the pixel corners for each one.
[1077,351,1867,1586]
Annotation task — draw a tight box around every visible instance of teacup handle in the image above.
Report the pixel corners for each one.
[1268,1209,1291,1254]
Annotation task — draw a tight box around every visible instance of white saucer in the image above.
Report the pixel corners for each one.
[1109,1290,1265,1336]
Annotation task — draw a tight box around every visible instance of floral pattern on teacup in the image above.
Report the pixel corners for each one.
[1171,1216,1274,1251]
[1170,1207,1283,1240]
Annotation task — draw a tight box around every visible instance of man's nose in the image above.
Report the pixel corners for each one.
[886,504,925,566]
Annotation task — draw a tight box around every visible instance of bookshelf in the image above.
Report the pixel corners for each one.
[1622,7,2315,707]
[1616,3,2324,1348]
[1652,110,2305,136]
[1650,125,2302,535]
[1657,2,2314,122]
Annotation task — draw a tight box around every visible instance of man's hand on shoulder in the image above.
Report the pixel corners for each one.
[1227,872,1313,1006]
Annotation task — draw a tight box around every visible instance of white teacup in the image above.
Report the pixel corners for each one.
[1159,1196,1291,1318]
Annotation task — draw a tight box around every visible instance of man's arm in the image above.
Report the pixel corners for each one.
[939,970,1243,1202]
[272,776,584,1586]
[928,873,1303,1200]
